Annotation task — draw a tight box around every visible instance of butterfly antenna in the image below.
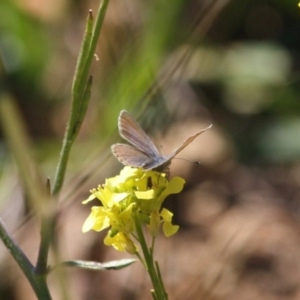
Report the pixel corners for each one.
[173,157,201,165]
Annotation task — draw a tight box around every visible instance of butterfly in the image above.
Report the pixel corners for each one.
[111,110,212,171]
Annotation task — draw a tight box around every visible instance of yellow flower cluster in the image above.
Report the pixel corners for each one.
[82,167,185,253]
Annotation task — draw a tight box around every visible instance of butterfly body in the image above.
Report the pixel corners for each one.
[111,110,212,171]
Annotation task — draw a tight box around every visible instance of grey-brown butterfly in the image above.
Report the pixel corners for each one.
[111,110,212,171]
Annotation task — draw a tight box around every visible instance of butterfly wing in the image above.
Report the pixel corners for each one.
[113,110,212,171]
[170,124,213,158]
[143,124,212,171]
[111,143,153,168]
[118,110,160,159]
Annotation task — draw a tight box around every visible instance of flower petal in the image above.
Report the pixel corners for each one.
[163,222,179,237]
[111,192,130,203]
[160,208,173,222]
[168,177,185,194]
[82,194,96,204]
[82,207,110,233]
[135,189,155,199]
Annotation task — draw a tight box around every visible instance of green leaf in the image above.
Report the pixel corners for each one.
[54,258,137,271]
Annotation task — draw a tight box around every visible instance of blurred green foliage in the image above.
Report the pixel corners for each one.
[1,0,300,299]
[0,0,50,88]
[0,0,299,173]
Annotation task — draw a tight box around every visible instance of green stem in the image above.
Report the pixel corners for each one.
[36,211,55,274]
[155,261,168,298]
[0,219,52,299]
[134,214,167,300]
[79,0,110,95]
[51,9,92,196]
[71,11,94,119]
[52,0,110,196]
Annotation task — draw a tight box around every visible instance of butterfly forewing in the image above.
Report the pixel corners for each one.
[118,110,160,159]
[142,125,211,170]
[170,124,212,158]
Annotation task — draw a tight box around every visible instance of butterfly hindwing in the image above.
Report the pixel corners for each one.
[111,143,152,168]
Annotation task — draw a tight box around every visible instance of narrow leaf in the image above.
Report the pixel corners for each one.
[53,258,136,272]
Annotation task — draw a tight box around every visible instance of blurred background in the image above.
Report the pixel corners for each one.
[1,0,300,299]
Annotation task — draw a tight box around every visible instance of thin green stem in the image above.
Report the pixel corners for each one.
[150,236,155,256]
[43,7,110,297]
[72,76,93,138]
[77,0,110,98]
[51,11,93,196]
[0,219,52,299]
[52,0,110,196]
[134,251,146,267]
[151,290,158,300]
[134,214,167,300]
[36,211,55,274]
[155,261,168,299]
[71,11,94,119]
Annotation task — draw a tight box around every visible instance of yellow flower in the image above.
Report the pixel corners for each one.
[82,166,185,252]
[104,232,138,254]
[161,208,179,237]
[82,206,110,232]
[147,208,179,237]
